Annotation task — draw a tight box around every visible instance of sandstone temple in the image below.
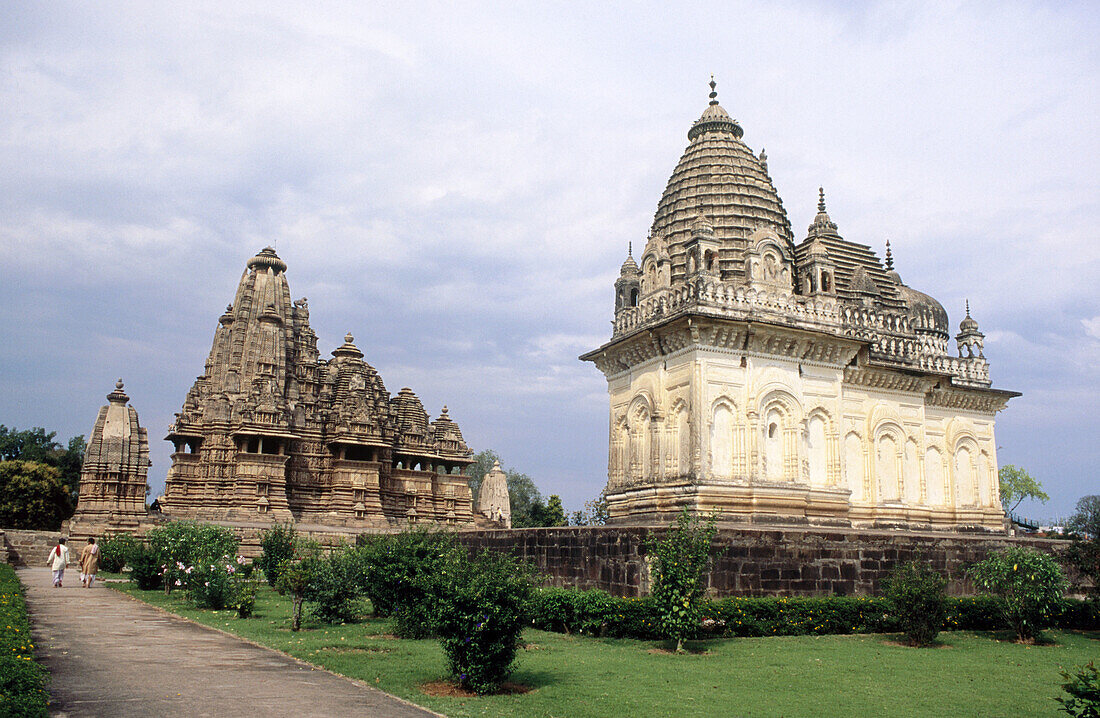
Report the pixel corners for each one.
[581,79,1018,531]
[159,247,478,527]
[67,380,151,536]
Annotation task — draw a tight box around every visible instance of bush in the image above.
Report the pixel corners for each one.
[883,560,948,646]
[436,550,537,694]
[0,564,48,718]
[304,547,364,624]
[128,542,164,591]
[256,523,297,587]
[648,510,717,652]
[527,587,1099,641]
[235,576,260,619]
[968,546,1069,642]
[354,527,460,637]
[98,534,140,573]
[277,546,323,632]
[185,555,247,610]
[1057,661,1100,718]
[147,522,240,596]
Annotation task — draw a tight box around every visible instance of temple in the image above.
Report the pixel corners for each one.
[67,379,151,535]
[160,247,476,527]
[581,79,1018,531]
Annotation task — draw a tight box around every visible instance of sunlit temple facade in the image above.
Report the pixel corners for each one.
[581,80,1017,531]
[160,247,476,527]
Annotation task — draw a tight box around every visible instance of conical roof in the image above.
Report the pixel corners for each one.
[652,78,793,284]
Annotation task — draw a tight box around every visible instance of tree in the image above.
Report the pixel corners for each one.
[570,490,609,526]
[0,460,73,530]
[968,546,1068,643]
[1065,495,1100,599]
[1067,495,1100,539]
[0,425,85,508]
[999,465,1049,513]
[524,495,567,528]
[649,509,718,652]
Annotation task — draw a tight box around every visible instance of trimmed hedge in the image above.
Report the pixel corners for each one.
[0,563,48,717]
[527,587,1100,641]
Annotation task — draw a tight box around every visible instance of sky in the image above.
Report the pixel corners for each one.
[0,1,1096,521]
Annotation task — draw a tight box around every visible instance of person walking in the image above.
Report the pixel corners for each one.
[80,537,100,588]
[47,537,70,588]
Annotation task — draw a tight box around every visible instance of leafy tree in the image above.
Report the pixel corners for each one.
[999,465,1049,513]
[524,495,567,527]
[0,425,85,508]
[570,490,609,526]
[256,522,298,587]
[649,509,718,652]
[0,460,72,530]
[968,546,1068,643]
[1067,495,1100,539]
[277,548,324,632]
[1065,495,1100,599]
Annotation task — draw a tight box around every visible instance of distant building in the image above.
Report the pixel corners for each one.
[582,79,1017,531]
[160,248,475,527]
[68,379,151,534]
[476,459,512,528]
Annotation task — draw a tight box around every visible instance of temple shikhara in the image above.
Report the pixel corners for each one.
[582,79,1018,531]
[159,247,477,527]
[67,380,151,535]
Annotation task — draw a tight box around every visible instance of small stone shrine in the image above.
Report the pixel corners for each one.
[476,459,512,528]
[68,379,151,534]
[160,247,476,527]
[581,79,1018,531]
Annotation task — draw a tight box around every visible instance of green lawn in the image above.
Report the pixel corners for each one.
[110,583,1096,718]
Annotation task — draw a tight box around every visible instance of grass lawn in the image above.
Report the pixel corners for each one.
[110,582,1097,718]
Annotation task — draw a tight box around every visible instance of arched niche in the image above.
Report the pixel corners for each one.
[925,446,945,506]
[844,432,865,502]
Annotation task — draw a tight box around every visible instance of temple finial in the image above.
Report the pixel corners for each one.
[818,187,826,213]
[709,75,718,105]
[885,239,894,270]
[965,299,971,317]
[628,241,632,257]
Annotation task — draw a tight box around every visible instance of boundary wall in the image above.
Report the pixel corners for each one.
[2,529,60,567]
[453,525,1069,597]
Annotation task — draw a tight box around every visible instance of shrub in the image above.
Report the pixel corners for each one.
[256,523,297,587]
[882,560,948,646]
[304,547,364,624]
[648,509,717,652]
[1057,661,1100,718]
[235,576,260,619]
[354,526,460,637]
[98,534,140,573]
[277,549,323,632]
[968,546,1069,642]
[147,522,239,595]
[185,555,247,610]
[436,550,537,694]
[128,542,164,591]
[0,564,48,718]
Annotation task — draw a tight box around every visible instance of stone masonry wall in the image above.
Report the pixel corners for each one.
[455,525,1070,598]
[2,529,63,567]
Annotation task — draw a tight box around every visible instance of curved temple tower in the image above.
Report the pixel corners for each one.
[581,79,1018,531]
[161,247,475,527]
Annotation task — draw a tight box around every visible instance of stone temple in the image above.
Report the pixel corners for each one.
[160,247,477,527]
[581,79,1018,531]
[67,379,151,535]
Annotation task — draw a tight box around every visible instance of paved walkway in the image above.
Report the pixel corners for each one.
[18,568,440,718]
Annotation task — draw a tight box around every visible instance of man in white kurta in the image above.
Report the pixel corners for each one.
[47,538,70,587]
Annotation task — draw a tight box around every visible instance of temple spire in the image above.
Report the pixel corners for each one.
[818,187,827,213]
[709,75,718,105]
[885,239,894,270]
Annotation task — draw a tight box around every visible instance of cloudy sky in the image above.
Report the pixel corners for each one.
[1,1,1096,520]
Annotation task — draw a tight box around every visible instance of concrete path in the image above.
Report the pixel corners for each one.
[18,568,441,718]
